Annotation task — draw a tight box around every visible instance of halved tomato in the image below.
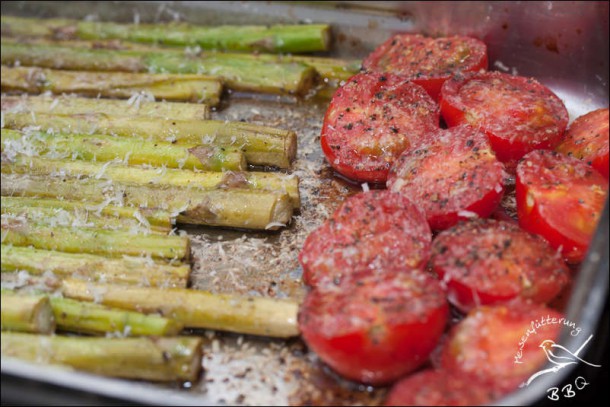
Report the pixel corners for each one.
[387,124,505,230]
[320,72,439,183]
[299,271,448,385]
[430,219,570,312]
[440,71,569,163]
[363,34,488,100]
[385,369,494,406]
[556,108,609,180]
[516,150,608,263]
[441,302,563,394]
[299,190,431,288]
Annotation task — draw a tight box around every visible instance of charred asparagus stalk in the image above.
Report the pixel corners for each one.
[1,173,293,230]
[1,113,296,168]
[0,42,317,95]
[0,196,172,232]
[1,129,247,172]
[1,246,190,288]
[1,218,190,260]
[1,292,55,334]
[1,94,210,120]
[62,280,299,338]
[1,66,222,105]
[1,332,203,382]
[3,157,301,209]
[1,15,330,54]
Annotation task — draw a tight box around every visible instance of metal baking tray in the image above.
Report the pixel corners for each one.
[1,1,608,405]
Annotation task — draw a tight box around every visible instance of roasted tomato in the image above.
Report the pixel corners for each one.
[441,302,563,394]
[320,72,439,183]
[556,108,609,180]
[430,219,570,312]
[299,271,448,385]
[362,34,488,100]
[387,124,505,231]
[385,369,494,406]
[440,71,569,163]
[516,150,608,263]
[299,190,431,287]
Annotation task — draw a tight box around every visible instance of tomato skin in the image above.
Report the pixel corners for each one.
[299,190,432,288]
[299,272,448,385]
[439,71,569,163]
[556,108,609,180]
[441,302,563,394]
[516,150,608,263]
[320,72,439,183]
[430,219,569,312]
[387,124,505,231]
[363,34,488,100]
[385,369,494,406]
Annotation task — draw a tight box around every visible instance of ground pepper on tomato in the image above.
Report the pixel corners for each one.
[320,72,439,183]
[556,108,609,180]
[387,124,506,231]
[362,34,488,100]
[516,149,608,263]
[440,71,569,164]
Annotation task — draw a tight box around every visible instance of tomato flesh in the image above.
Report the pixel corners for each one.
[363,34,488,100]
[431,219,570,312]
[440,72,569,163]
[441,302,563,394]
[556,108,609,180]
[387,124,505,231]
[516,150,608,263]
[385,369,494,406]
[299,190,431,287]
[299,271,448,385]
[320,72,439,183]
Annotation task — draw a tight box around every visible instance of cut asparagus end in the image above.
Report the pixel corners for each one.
[1,246,190,288]
[0,196,173,232]
[1,292,56,334]
[3,157,301,209]
[1,113,295,169]
[61,279,300,338]
[1,94,210,120]
[1,332,203,382]
[1,218,190,260]
[0,65,222,105]
[1,128,245,172]
[1,173,294,230]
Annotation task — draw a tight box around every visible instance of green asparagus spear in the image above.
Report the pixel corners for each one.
[1,246,190,288]
[1,173,293,230]
[62,279,299,338]
[1,113,297,168]
[1,218,190,260]
[1,332,203,382]
[1,292,55,334]
[0,196,172,232]
[48,296,184,336]
[1,128,247,172]
[1,66,222,105]
[1,94,210,120]
[1,15,330,54]
[2,36,360,87]
[3,157,301,209]
[1,205,167,235]
[1,42,317,95]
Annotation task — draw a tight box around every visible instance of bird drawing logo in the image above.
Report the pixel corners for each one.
[520,334,601,387]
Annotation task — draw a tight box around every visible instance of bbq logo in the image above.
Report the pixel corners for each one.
[520,334,601,388]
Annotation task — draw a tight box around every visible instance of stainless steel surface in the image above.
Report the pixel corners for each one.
[1,1,608,405]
